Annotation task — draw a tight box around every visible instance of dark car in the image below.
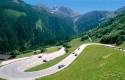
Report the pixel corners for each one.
[43,59,47,62]
[38,56,42,58]
[75,54,78,56]
[72,52,75,54]
[58,65,65,69]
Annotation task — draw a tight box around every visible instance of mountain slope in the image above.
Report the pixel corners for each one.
[76,11,115,33]
[115,6,125,14]
[0,0,74,53]
[81,11,125,45]
[32,4,116,34]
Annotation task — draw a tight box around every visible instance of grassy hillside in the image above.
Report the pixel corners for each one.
[81,11,125,46]
[37,45,125,80]
[119,42,125,48]
[45,47,60,53]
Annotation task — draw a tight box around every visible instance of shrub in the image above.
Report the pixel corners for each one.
[63,43,71,53]
[116,35,125,45]
[81,36,88,41]
[40,48,46,53]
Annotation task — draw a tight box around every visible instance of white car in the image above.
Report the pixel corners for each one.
[123,49,125,52]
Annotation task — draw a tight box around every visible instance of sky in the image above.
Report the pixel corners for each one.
[24,0,125,14]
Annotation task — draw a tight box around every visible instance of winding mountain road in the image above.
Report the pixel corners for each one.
[0,43,114,80]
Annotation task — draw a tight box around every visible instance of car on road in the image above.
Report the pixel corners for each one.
[118,48,123,51]
[120,49,123,51]
[123,49,125,52]
[43,59,47,62]
[75,54,78,56]
[72,52,75,54]
[78,47,80,50]
[38,56,42,58]
[58,64,65,69]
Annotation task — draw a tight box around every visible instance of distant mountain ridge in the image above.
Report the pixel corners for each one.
[46,5,125,33]
[115,6,125,14]
[75,11,115,33]
[50,6,78,18]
